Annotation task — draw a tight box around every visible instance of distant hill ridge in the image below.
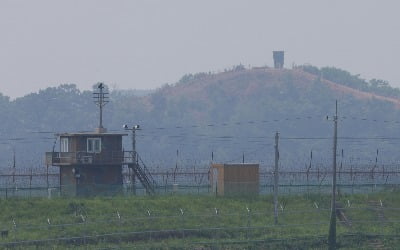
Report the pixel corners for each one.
[144,66,400,111]
[1,64,400,167]
[296,69,400,107]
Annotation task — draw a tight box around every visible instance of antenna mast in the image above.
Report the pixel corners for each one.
[93,83,109,132]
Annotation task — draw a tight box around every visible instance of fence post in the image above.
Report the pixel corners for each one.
[307,171,310,197]
[180,208,185,239]
[246,207,251,239]
[147,210,152,241]
[165,172,168,194]
[46,165,49,190]
[81,215,87,246]
[214,208,219,242]
[328,100,338,250]
[29,169,33,197]
[12,218,17,242]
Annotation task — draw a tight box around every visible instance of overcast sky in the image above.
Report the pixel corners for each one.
[0,0,399,98]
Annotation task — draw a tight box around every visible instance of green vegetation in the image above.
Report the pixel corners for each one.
[300,64,400,98]
[1,65,400,167]
[1,192,400,249]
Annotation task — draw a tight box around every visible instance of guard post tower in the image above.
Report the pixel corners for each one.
[273,51,284,69]
[45,83,128,196]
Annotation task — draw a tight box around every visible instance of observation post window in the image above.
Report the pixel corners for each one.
[87,138,101,153]
[60,138,69,152]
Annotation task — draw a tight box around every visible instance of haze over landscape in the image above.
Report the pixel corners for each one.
[1,0,400,98]
[3,2,400,249]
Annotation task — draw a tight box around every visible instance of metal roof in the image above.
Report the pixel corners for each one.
[57,132,128,137]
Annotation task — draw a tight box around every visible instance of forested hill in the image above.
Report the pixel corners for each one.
[1,65,400,169]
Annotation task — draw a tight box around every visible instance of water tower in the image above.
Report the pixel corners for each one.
[273,51,284,69]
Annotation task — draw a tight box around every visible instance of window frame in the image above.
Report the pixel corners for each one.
[87,138,102,153]
[60,137,69,153]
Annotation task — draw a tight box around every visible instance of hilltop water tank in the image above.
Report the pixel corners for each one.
[273,51,284,69]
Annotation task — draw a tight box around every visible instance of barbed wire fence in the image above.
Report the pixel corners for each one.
[0,160,400,247]
[1,199,400,248]
[1,161,400,198]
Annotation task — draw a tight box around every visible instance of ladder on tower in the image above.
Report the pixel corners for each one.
[129,153,156,195]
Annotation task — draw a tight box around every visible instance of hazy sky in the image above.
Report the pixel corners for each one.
[0,0,399,98]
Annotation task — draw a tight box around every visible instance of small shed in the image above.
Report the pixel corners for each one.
[210,163,259,196]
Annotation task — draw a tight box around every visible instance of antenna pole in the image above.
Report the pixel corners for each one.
[274,131,279,225]
[99,85,103,129]
[328,100,338,250]
[93,83,109,132]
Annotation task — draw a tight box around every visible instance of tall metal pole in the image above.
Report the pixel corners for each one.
[46,165,49,190]
[328,100,338,250]
[99,85,103,129]
[12,148,16,185]
[132,128,136,195]
[94,83,108,131]
[274,132,279,225]
[132,128,136,165]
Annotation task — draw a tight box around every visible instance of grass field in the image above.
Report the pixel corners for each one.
[1,191,400,249]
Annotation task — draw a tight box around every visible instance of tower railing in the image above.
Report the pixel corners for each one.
[45,151,125,165]
[124,151,156,194]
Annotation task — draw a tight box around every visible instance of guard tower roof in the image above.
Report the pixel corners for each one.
[56,132,128,137]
